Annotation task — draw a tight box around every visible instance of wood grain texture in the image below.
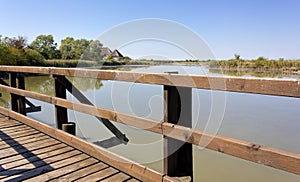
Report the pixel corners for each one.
[0,86,299,175]
[0,108,163,181]
[0,66,299,97]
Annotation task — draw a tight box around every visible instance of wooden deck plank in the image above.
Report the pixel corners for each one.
[0,133,46,147]
[0,119,21,125]
[101,172,131,182]
[0,134,49,150]
[0,122,23,129]
[24,157,99,181]
[126,178,141,182]
[0,146,74,171]
[0,138,60,159]
[0,130,40,141]
[0,129,39,141]
[0,143,67,165]
[48,162,109,182]
[0,109,166,182]
[2,153,89,181]
[0,119,19,124]
[0,150,82,180]
[0,124,32,133]
[0,117,10,122]
[75,167,119,182]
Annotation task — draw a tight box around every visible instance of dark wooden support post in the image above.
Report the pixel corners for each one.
[62,122,76,135]
[164,79,193,179]
[54,75,68,130]
[55,76,128,143]
[9,73,18,112]
[16,74,26,115]
[0,78,41,113]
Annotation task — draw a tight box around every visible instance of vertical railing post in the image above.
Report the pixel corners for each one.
[9,73,18,112]
[54,75,68,130]
[16,74,26,115]
[163,78,193,180]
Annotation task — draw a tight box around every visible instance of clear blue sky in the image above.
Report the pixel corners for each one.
[0,0,299,59]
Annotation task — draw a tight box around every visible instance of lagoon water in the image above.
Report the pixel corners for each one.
[1,65,299,181]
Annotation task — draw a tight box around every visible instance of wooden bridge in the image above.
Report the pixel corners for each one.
[0,66,299,181]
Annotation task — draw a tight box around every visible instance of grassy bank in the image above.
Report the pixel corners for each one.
[208,59,300,73]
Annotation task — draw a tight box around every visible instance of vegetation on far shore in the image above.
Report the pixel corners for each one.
[208,54,300,73]
[0,35,300,73]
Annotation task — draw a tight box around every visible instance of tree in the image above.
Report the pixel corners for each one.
[73,39,90,59]
[5,36,27,49]
[234,54,240,60]
[24,48,45,65]
[0,44,13,64]
[30,34,60,59]
[60,37,76,59]
[80,40,103,61]
[59,37,91,60]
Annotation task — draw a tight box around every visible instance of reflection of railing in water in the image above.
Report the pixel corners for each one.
[0,66,299,181]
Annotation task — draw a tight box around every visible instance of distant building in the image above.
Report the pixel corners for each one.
[110,49,124,59]
[100,47,124,59]
[100,47,112,58]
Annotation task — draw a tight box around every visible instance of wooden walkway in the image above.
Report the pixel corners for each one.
[0,114,140,182]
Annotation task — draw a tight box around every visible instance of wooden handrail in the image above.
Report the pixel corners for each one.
[0,107,168,182]
[0,84,299,175]
[0,66,299,98]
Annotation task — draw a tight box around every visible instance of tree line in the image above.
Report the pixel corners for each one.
[0,34,103,66]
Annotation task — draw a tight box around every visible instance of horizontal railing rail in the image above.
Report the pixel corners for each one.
[0,66,299,98]
[0,83,299,175]
[0,66,299,179]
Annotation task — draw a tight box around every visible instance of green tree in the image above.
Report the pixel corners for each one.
[30,34,60,59]
[24,48,45,65]
[73,39,90,59]
[60,37,76,59]
[0,44,13,64]
[80,40,103,61]
[60,37,91,60]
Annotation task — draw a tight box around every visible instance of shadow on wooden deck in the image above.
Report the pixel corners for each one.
[0,130,54,181]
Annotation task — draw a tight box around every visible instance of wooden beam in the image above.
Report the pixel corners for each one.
[9,73,18,112]
[0,85,299,175]
[164,84,193,179]
[16,74,26,115]
[55,76,128,143]
[62,122,76,135]
[25,106,42,113]
[54,75,68,130]
[0,66,299,98]
[0,78,41,113]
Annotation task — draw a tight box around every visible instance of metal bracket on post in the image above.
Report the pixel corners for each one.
[163,71,193,180]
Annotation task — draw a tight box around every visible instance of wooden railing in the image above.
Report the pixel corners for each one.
[0,66,299,181]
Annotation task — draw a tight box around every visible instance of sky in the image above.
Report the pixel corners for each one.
[0,0,299,60]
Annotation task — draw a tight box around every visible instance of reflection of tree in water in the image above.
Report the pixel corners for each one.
[0,91,10,108]
[25,76,54,96]
[0,76,103,109]
[25,76,103,96]
[67,77,103,91]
